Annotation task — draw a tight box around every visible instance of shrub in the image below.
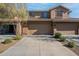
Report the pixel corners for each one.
[59,36,66,42]
[54,33,62,39]
[2,39,12,44]
[13,35,22,40]
[67,41,76,48]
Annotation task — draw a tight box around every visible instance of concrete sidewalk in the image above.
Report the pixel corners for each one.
[0,37,77,56]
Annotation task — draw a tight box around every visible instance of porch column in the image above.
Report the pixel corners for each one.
[16,22,22,35]
[53,28,57,34]
[50,21,53,35]
[53,23,57,34]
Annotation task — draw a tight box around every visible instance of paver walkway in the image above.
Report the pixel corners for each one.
[0,36,77,56]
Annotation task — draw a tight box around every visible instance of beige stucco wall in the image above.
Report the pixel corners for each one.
[63,12,69,19]
[50,7,69,19]
[53,22,79,35]
[50,9,56,19]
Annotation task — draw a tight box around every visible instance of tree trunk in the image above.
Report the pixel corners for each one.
[16,22,21,35]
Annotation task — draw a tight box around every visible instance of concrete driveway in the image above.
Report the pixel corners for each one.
[0,36,77,56]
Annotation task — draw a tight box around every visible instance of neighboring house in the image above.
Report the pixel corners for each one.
[0,5,79,35]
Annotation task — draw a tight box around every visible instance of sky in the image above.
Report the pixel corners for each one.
[26,3,79,18]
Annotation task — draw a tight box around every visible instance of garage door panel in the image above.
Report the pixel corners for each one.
[54,23,77,35]
[24,22,51,35]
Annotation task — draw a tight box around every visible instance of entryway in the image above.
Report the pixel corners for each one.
[0,24,16,35]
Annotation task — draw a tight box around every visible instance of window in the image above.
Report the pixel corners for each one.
[41,12,48,18]
[31,12,34,16]
[29,12,34,17]
[56,10,64,17]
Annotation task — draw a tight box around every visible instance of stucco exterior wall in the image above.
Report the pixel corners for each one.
[63,12,69,19]
[50,9,56,19]
[50,7,69,19]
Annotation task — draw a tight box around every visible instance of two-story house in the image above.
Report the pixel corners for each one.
[0,5,79,35]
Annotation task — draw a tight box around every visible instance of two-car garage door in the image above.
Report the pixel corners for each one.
[22,21,51,35]
[54,23,78,35]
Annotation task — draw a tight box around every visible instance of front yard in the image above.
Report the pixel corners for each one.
[0,34,78,56]
[0,36,77,56]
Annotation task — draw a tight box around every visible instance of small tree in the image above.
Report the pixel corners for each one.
[0,3,29,35]
[8,7,18,19]
[0,3,9,18]
[17,4,29,20]
[0,3,29,20]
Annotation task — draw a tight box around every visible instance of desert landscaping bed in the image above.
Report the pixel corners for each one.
[54,33,79,56]
[58,39,79,56]
[61,41,79,56]
[69,46,79,55]
[0,35,22,53]
[0,39,18,53]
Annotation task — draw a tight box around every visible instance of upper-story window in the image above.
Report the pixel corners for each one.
[41,12,48,18]
[29,12,34,17]
[56,10,64,17]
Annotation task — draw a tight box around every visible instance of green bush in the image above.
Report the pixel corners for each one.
[59,36,66,42]
[13,35,22,40]
[2,39,12,44]
[54,33,62,39]
[67,41,76,48]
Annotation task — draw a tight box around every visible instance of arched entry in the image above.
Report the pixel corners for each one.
[0,23,16,35]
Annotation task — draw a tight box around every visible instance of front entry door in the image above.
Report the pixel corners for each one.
[0,24,16,35]
[8,25,16,34]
